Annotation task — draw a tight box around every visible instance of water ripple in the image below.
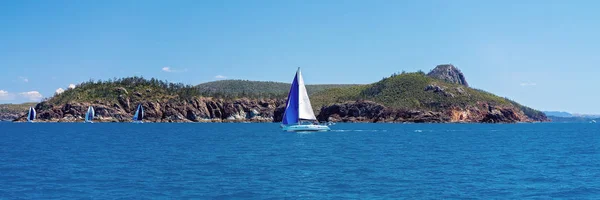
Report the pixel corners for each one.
[0,123,598,199]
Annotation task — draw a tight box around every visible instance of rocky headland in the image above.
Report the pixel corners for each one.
[11,65,548,123]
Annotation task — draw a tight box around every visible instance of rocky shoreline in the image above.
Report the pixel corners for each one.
[15,97,286,123]
[13,98,546,123]
[1,113,24,121]
[318,100,544,123]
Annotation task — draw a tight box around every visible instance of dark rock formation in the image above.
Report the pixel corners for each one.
[13,97,544,123]
[12,96,545,124]
[0,112,24,121]
[427,64,469,87]
[317,100,536,123]
[14,97,286,123]
[317,100,448,123]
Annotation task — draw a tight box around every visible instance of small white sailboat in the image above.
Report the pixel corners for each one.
[27,107,36,122]
[133,104,144,123]
[281,68,330,132]
[85,106,95,123]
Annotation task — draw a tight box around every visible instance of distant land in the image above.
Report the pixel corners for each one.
[547,116,598,123]
[543,111,574,118]
[543,111,599,123]
[11,64,548,123]
[544,111,600,118]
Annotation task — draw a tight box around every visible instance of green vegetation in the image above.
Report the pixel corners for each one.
[48,77,200,105]
[505,98,547,120]
[48,77,357,105]
[0,102,37,113]
[311,72,543,119]
[196,80,358,98]
[43,73,545,120]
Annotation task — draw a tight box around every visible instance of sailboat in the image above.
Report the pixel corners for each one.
[85,106,95,123]
[27,106,36,122]
[281,68,330,132]
[133,104,144,123]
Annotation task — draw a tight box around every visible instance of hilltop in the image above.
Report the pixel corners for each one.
[311,66,547,123]
[14,65,547,123]
[426,64,469,86]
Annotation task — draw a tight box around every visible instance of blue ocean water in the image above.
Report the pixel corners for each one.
[0,122,599,199]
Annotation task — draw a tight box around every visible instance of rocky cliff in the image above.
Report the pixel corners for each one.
[427,64,469,87]
[12,65,548,123]
[317,100,535,123]
[15,98,537,123]
[0,112,24,121]
[15,97,286,123]
[0,103,36,121]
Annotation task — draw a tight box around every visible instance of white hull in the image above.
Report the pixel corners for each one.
[282,124,330,132]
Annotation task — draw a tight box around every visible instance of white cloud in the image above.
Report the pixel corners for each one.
[215,75,227,79]
[68,84,76,89]
[55,88,65,95]
[19,91,43,101]
[0,90,15,101]
[19,76,29,83]
[520,82,537,87]
[162,66,187,73]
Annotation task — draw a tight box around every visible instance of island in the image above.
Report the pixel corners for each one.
[12,64,548,123]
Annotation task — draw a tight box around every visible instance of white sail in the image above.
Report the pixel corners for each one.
[27,107,36,122]
[296,69,317,121]
[85,106,94,122]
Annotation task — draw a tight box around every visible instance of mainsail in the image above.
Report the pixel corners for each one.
[85,106,95,122]
[133,104,144,122]
[282,68,317,125]
[27,107,36,122]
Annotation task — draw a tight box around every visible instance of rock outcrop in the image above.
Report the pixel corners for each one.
[0,112,24,121]
[424,84,455,97]
[14,97,544,123]
[427,64,469,87]
[317,100,535,123]
[14,97,286,123]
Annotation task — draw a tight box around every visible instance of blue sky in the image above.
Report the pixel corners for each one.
[0,0,598,113]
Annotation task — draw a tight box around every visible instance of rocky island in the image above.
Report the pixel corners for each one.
[12,65,548,123]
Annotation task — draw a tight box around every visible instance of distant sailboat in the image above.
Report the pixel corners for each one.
[85,106,95,123]
[281,68,330,132]
[133,104,144,123]
[27,107,36,122]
